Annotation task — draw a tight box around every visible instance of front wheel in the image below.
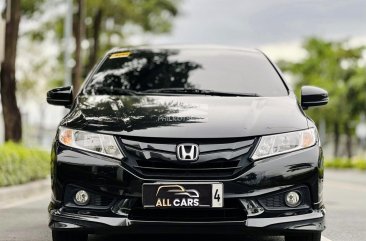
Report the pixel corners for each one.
[285,232,321,241]
[52,230,88,241]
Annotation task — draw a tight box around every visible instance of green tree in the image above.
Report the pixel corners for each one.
[27,0,180,93]
[72,0,180,93]
[73,0,85,94]
[0,0,45,142]
[279,38,366,158]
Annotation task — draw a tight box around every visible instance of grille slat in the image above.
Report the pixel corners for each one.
[136,159,240,168]
[134,165,241,171]
[198,147,252,161]
[199,139,254,152]
[123,140,176,153]
[120,137,256,179]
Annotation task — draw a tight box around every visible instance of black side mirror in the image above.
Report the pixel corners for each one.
[301,86,328,109]
[47,86,73,107]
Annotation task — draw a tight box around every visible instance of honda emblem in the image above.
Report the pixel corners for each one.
[176,144,199,161]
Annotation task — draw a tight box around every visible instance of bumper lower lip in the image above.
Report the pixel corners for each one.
[246,209,324,228]
[49,208,325,232]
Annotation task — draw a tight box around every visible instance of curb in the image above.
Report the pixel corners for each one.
[0,178,50,207]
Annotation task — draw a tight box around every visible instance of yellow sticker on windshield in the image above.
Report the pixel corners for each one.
[110,51,131,59]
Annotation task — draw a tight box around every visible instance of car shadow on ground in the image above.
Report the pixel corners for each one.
[90,233,282,241]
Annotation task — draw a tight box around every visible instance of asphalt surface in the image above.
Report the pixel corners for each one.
[0,170,365,241]
[322,170,366,241]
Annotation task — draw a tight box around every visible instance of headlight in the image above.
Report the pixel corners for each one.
[251,128,317,160]
[58,127,124,159]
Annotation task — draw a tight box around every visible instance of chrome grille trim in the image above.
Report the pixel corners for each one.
[119,137,256,179]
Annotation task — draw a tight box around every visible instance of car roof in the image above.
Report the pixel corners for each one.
[107,45,262,55]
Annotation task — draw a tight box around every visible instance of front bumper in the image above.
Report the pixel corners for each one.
[50,208,325,234]
[49,143,325,234]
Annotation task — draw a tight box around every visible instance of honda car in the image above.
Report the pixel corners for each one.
[47,46,328,241]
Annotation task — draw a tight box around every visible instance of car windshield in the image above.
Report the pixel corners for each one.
[83,49,288,97]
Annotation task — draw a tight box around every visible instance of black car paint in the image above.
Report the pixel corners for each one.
[48,47,326,237]
[60,94,307,138]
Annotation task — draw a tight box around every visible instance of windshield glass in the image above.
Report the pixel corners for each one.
[83,49,288,96]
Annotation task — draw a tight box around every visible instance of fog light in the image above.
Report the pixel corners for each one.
[74,190,89,206]
[285,191,301,207]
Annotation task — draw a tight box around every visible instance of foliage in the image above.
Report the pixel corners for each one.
[85,0,179,34]
[83,0,180,75]
[278,38,366,157]
[17,0,181,94]
[21,0,46,16]
[325,157,366,170]
[279,38,365,129]
[0,142,50,187]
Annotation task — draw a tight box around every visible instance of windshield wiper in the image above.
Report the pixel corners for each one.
[200,90,260,97]
[94,87,141,96]
[142,88,260,97]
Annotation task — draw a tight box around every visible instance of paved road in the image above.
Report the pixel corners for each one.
[322,170,366,241]
[1,170,365,241]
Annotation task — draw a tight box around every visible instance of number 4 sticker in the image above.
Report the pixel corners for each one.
[211,183,223,208]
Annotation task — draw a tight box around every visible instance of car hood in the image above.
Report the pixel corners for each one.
[61,95,308,138]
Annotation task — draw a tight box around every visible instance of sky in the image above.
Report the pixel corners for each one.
[135,0,366,60]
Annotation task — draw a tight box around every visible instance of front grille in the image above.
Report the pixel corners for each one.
[119,137,256,179]
[129,198,246,222]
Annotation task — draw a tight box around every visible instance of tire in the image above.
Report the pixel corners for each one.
[285,232,321,241]
[52,230,88,241]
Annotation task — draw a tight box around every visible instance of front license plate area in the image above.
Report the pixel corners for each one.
[143,183,223,208]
